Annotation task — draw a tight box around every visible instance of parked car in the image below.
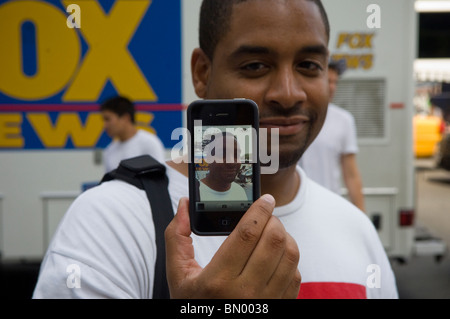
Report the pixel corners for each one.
[429,93,450,170]
[413,114,445,158]
[437,130,450,170]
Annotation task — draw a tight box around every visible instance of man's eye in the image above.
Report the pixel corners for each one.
[241,62,268,72]
[298,61,323,73]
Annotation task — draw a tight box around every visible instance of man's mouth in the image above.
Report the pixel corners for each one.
[259,116,310,136]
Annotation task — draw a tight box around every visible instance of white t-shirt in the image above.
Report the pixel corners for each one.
[299,103,359,194]
[103,129,166,172]
[199,181,248,201]
[33,165,397,299]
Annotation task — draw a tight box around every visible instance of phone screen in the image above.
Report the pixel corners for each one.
[194,124,254,211]
[188,99,260,235]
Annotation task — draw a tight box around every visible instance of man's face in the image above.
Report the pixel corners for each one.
[328,68,339,103]
[208,135,242,184]
[193,0,330,169]
[101,110,126,139]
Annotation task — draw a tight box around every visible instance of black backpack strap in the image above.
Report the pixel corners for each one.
[101,155,173,299]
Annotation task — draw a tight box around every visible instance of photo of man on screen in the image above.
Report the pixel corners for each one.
[197,131,249,202]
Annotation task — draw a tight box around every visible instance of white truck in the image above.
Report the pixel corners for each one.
[323,0,446,261]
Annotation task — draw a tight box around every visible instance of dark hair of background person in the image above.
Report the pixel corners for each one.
[100,96,136,124]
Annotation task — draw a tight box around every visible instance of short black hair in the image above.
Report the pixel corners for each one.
[100,96,135,124]
[199,0,330,60]
[328,59,347,76]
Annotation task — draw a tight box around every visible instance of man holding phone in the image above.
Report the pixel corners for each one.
[34,0,397,299]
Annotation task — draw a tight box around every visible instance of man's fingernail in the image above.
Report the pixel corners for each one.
[261,194,275,206]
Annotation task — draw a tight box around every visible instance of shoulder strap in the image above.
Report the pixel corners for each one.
[101,155,173,299]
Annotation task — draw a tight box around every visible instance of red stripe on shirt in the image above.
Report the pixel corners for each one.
[298,282,367,299]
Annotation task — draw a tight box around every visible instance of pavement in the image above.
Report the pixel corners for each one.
[392,255,450,299]
[391,159,450,299]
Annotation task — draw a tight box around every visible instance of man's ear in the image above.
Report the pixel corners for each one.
[122,112,133,124]
[191,48,211,98]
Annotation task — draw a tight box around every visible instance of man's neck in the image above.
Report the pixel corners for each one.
[261,165,300,207]
[201,176,232,192]
[118,126,138,142]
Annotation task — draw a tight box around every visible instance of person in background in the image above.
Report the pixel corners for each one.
[100,96,166,172]
[298,60,365,212]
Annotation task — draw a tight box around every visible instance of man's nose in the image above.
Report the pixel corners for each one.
[265,66,307,109]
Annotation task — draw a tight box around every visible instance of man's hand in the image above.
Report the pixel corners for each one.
[165,194,301,299]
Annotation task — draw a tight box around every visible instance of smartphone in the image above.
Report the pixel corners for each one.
[187,99,260,236]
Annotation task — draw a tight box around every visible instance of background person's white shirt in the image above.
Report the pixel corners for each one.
[103,129,166,172]
[299,103,358,194]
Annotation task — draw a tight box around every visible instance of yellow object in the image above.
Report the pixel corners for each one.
[413,114,443,157]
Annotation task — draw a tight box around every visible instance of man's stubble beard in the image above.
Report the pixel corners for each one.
[260,124,315,172]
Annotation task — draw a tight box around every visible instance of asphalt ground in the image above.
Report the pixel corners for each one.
[391,159,450,299]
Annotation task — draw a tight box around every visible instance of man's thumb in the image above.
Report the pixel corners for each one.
[165,197,201,296]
